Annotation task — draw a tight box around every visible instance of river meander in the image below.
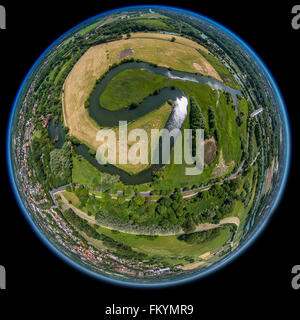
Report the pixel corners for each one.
[50,61,241,184]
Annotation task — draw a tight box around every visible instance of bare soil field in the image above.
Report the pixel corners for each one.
[212,150,234,178]
[119,48,135,60]
[204,136,217,164]
[180,261,206,270]
[193,216,240,233]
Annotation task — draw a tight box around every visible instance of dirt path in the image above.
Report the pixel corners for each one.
[193,217,240,233]
[58,192,239,236]
[216,89,220,107]
[213,150,233,178]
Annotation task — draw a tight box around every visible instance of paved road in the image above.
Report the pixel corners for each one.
[50,183,72,206]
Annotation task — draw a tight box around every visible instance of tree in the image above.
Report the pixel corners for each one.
[84,100,90,109]
[99,173,120,193]
[189,96,209,156]
[129,102,139,109]
[182,219,196,233]
[132,196,145,206]
[243,180,251,193]
[49,142,72,186]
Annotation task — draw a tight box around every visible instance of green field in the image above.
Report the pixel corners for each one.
[155,116,219,190]
[131,18,170,30]
[214,93,244,164]
[77,21,102,36]
[131,13,169,19]
[72,154,103,189]
[95,225,231,264]
[234,166,258,241]
[61,190,81,206]
[100,69,168,110]
[153,86,248,189]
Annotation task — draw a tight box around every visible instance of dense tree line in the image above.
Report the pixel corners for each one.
[189,96,208,157]
[64,208,149,262]
[207,107,219,141]
[49,142,72,187]
[179,228,221,244]
[91,172,120,193]
[28,134,72,189]
[74,175,246,235]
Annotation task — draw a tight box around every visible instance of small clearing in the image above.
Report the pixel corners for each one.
[119,48,135,60]
[212,149,233,178]
[180,261,206,270]
[204,136,217,164]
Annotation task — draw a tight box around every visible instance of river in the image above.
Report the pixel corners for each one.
[49,61,241,184]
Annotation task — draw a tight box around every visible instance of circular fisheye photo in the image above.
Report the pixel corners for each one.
[7,5,290,287]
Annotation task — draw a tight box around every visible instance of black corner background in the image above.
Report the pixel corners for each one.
[0,0,299,314]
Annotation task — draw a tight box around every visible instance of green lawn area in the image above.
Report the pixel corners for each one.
[101,69,218,112]
[234,166,258,241]
[95,225,231,263]
[237,97,249,143]
[100,69,168,110]
[155,83,247,188]
[72,154,103,189]
[237,166,254,196]
[49,66,58,81]
[132,13,169,19]
[214,92,245,164]
[133,18,170,30]
[77,20,102,36]
[61,191,80,206]
[158,112,219,189]
[54,57,75,85]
